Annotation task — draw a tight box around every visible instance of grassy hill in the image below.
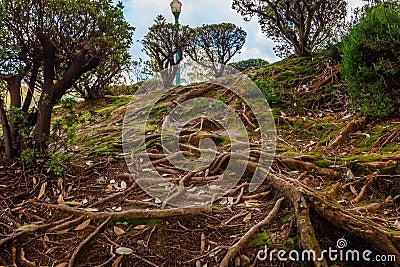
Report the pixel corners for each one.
[2,51,399,267]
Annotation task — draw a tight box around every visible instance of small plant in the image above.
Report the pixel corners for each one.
[21,148,39,166]
[44,153,72,176]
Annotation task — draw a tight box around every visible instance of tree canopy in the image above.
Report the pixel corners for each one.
[232,0,347,57]
[0,0,134,158]
[141,15,194,88]
[187,23,247,77]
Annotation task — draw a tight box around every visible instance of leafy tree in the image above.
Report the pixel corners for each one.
[141,15,194,88]
[187,23,246,77]
[232,0,347,57]
[130,59,154,83]
[73,48,132,100]
[229,58,269,72]
[0,0,134,160]
[341,1,400,118]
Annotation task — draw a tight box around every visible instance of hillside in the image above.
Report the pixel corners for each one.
[1,52,399,267]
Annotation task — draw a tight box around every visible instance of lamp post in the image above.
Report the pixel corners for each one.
[170,0,182,86]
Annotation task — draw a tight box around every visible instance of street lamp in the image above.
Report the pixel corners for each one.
[170,0,182,86]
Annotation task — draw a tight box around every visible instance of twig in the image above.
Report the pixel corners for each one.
[133,253,159,267]
[47,216,85,233]
[222,211,248,225]
[68,217,111,267]
[242,191,270,200]
[219,197,284,267]
[0,216,73,247]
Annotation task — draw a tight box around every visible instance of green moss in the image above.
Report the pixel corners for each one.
[313,159,334,168]
[252,231,273,248]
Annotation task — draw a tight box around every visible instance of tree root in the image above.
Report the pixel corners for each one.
[264,171,400,265]
[326,116,366,151]
[219,197,284,267]
[68,217,111,267]
[0,216,73,247]
[278,158,341,179]
[32,202,212,219]
[370,128,400,153]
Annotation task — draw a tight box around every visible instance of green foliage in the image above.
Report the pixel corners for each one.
[341,1,400,118]
[0,0,134,159]
[232,0,347,57]
[188,23,247,77]
[229,58,269,72]
[21,149,39,166]
[103,84,139,96]
[44,153,72,176]
[141,15,194,87]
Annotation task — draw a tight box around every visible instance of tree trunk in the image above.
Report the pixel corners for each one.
[6,76,23,148]
[0,99,14,161]
[35,101,53,152]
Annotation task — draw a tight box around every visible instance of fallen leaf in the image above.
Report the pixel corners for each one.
[55,263,68,267]
[74,219,91,231]
[60,201,82,206]
[243,213,252,223]
[394,219,400,230]
[38,182,47,199]
[134,224,147,230]
[116,247,133,255]
[245,201,260,207]
[112,255,123,267]
[16,224,37,231]
[114,226,125,235]
[57,194,64,203]
[80,208,99,212]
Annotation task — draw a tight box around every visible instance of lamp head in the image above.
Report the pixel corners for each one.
[170,0,182,14]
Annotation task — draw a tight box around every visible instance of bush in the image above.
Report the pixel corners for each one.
[102,84,140,96]
[229,58,269,72]
[341,1,400,118]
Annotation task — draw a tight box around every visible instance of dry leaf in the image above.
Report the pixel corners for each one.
[57,194,64,203]
[60,201,82,206]
[74,219,91,231]
[38,182,47,199]
[394,219,400,230]
[114,226,125,235]
[55,263,68,267]
[134,225,146,230]
[16,224,37,231]
[116,247,133,255]
[112,255,123,267]
[243,213,252,222]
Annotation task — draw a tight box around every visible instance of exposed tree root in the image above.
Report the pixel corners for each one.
[68,217,111,267]
[264,171,400,265]
[32,202,212,219]
[278,158,341,179]
[219,197,284,267]
[370,128,400,153]
[0,216,73,247]
[326,116,366,151]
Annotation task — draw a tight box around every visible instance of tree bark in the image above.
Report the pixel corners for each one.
[0,98,14,161]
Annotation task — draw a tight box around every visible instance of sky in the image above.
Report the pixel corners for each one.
[121,0,365,64]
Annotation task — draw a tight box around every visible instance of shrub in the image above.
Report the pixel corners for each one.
[341,1,400,118]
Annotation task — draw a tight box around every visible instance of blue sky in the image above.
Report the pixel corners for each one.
[121,0,364,63]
